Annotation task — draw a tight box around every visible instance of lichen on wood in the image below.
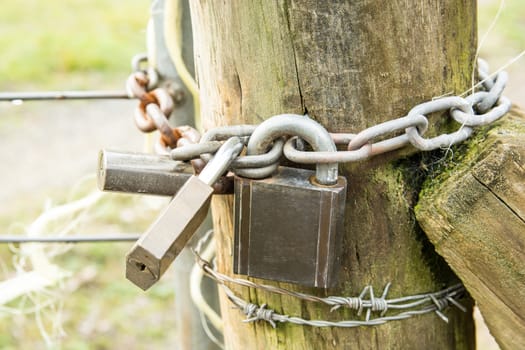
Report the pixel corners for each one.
[190,1,477,348]
[416,107,525,350]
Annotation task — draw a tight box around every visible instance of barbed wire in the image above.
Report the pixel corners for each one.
[192,231,467,328]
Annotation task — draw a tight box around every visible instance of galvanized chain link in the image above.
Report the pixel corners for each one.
[285,67,509,164]
[192,231,467,328]
[169,63,509,176]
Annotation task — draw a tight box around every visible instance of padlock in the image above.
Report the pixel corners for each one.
[233,114,347,288]
[126,137,243,290]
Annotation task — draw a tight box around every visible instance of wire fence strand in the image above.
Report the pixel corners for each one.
[192,231,467,329]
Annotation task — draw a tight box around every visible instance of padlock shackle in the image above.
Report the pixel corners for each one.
[247,114,338,185]
[199,137,243,186]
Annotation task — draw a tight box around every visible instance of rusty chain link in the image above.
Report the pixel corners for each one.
[166,64,509,177]
[126,54,204,173]
[130,53,159,91]
[131,61,508,179]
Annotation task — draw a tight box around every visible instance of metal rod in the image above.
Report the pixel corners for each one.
[0,90,134,101]
[98,149,194,196]
[0,234,141,243]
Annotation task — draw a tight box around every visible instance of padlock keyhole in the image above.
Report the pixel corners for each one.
[135,262,147,272]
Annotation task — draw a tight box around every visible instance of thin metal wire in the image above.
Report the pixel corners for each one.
[192,231,467,329]
[0,234,141,244]
[0,91,133,101]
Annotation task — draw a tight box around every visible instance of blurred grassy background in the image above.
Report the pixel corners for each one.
[0,0,147,90]
[0,0,523,349]
[479,0,525,50]
[478,0,525,105]
[0,1,182,349]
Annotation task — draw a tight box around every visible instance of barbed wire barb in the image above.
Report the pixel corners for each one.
[193,233,468,329]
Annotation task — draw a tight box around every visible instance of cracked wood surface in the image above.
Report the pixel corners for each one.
[190,1,476,349]
[416,109,525,350]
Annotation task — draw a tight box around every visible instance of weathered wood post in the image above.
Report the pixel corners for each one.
[189,1,476,348]
[154,1,220,348]
[416,109,525,350]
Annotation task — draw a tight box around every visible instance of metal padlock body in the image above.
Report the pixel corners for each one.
[126,176,213,290]
[234,166,346,288]
[126,137,243,290]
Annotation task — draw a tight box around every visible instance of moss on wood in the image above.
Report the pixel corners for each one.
[190,1,477,348]
[416,107,525,350]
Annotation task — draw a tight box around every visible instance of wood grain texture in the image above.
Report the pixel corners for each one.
[189,1,476,349]
[416,109,525,350]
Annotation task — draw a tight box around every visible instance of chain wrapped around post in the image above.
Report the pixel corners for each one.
[119,61,511,330]
[119,62,510,200]
[169,64,510,173]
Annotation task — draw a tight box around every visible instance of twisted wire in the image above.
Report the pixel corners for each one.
[192,232,467,328]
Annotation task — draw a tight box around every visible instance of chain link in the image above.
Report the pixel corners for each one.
[130,53,159,90]
[167,64,509,173]
[451,91,511,127]
[134,88,174,132]
[194,124,286,178]
[126,54,207,174]
[404,97,474,151]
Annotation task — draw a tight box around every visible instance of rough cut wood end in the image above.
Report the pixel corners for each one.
[416,106,525,350]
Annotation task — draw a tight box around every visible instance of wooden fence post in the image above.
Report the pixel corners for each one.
[189,1,476,348]
[416,109,525,350]
[156,1,220,348]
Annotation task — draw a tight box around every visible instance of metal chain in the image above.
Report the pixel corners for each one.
[192,231,467,328]
[290,68,510,162]
[130,53,159,90]
[169,64,509,176]
[126,54,206,172]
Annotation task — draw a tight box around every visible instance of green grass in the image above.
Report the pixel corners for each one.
[0,186,178,349]
[0,2,185,348]
[478,0,525,56]
[0,0,523,349]
[0,0,148,89]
